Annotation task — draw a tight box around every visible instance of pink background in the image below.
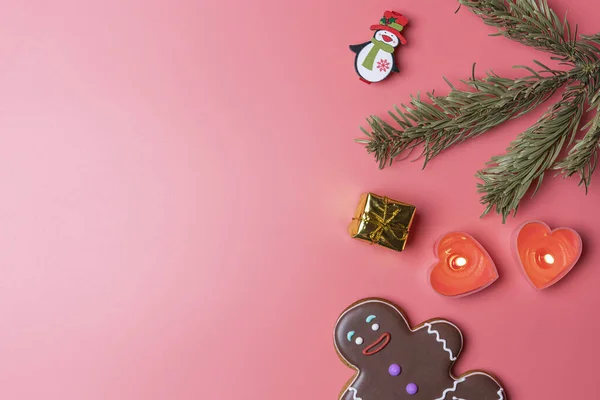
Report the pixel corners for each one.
[0,0,599,398]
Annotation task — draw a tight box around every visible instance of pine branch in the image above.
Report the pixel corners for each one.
[358,67,570,168]
[583,33,600,47]
[582,61,600,104]
[458,0,581,62]
[476,86,586,222]
[555,107,600,191]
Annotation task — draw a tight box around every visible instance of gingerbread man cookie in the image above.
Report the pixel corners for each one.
[334,298,506,400]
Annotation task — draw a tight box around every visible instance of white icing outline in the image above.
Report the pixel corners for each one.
[423,322,458,361]
[347,387,362,400]
[436,377,465,400]
[334,299,506,400]
[438,372,506,400]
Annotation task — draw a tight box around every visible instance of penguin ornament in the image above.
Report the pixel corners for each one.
[350,11,408,84]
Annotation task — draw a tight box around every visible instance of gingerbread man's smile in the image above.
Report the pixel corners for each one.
[362,332,391,355]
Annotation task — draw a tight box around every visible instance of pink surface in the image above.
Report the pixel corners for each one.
[0,1,599,399]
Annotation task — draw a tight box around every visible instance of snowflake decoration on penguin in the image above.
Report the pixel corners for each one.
[350,11,408,84]
[377,59,391,72]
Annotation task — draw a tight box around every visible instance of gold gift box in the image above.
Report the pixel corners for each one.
[348,193,416,252]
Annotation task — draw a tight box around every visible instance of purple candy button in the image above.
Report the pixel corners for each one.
[388,364,401,376]
[406,383,418,395]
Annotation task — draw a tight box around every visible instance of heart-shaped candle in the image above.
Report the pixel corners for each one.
[429,232,499,297]
[514,221,582,290]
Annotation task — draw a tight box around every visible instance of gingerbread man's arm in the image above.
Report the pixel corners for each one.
[417,320,463,363]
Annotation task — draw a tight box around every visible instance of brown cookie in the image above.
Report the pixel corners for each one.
[333,298,506,400]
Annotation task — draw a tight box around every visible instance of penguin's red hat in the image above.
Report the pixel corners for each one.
[370,11,408,44]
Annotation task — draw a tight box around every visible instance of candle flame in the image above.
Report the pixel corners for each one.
[455,257,467,267]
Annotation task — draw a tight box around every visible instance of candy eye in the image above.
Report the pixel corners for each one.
[355,337,364,345]
[371,323,380,331]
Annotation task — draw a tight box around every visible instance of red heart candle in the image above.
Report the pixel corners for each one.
[429,232,499,297]
[514,221,582,290]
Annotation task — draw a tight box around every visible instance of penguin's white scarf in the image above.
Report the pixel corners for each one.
[362,39,394,70]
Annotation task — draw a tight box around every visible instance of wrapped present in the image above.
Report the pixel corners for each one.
[348,192,416,252]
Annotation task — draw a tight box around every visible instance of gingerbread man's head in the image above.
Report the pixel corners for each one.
[334,299,411,367]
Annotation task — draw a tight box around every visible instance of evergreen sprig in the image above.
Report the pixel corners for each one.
[477,85,586,221]
[459,0,577,60]
[555,106,600,191]
[360,67,570,168]
[358,0,600,221]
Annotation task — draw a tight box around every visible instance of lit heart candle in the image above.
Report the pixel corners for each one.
[514,221,582,290]
[429,232,499,297]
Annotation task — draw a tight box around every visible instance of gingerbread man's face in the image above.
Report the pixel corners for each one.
[334,300,410,367]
